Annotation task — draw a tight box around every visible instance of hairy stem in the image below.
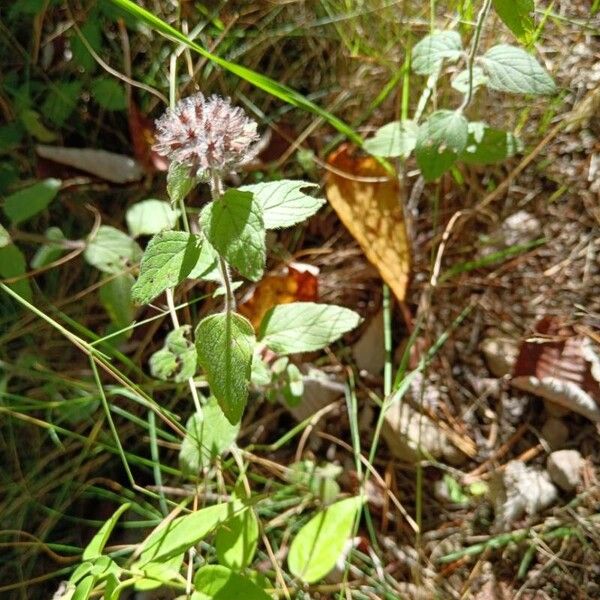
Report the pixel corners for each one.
[460,0,492,112]
[166,287,203,416]
[209,170,236,313]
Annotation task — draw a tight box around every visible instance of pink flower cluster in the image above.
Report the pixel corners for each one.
[153,93,260,176]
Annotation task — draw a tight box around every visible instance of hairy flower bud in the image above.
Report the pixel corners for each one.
[153,93,260,176]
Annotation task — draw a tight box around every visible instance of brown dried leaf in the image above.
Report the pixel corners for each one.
[325,145,411,301]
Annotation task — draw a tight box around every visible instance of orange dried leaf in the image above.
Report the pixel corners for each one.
[238,264,319,330]
[325,145,411,301]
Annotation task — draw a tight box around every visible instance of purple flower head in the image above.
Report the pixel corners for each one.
[153,93,260,176]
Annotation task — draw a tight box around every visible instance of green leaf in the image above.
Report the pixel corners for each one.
[42,81,83,126]
[84,225,142,275]
[188,238,220,281]
[83,503,130,560]
[250,353,272,386]
[238,180,325,229]
[126,199,179,237]
[451,67,488,94]
[131,231,201,304]
[492,0,534,40]
[480,45,556,96]
[91,77,127,110]
[99,273,135,332]
[134,555,184,591]
[288,496,363,583]
[149,325,197,383]
[0,243,33,302]
[167,161,199,206]
[193,565,271,600]
[72,575,95,600]
[415,110,469,181]
[196,312,255,424]
[31,226,66,268]
[71,18,102,72]
[200,189,265,281]
[3,178,61,225]
[363,120,418,158]
[460,122,522,165]
[215,508,259,569]
[180,398,239,474]
[258,302,362,355]
[412,31,462,75]
[137,500,242,566]
[20,109,57,142]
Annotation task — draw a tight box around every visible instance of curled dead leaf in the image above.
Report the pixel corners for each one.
[325,145,411,302]
[512,317,600,422]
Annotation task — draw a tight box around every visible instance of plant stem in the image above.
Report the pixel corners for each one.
[166,287,203,416]
[209,170,236,313]
[460,0,492,112]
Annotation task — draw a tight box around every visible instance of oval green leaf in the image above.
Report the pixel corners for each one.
[288,496,363,583]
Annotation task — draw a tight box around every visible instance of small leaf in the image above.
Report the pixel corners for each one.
[239,180,325,229]
[492,0,534,40]
[460,122,522,165]
[131,231,201,304]
[91,77,127,111]
[167,161,199,206]
[288,496,363,583]
[72,575,95,600]
[149,325,197,383]
[451,67,488,94]
[82,503,130,560]
[258,302,362,355]
[20,109,57,142]
[126,199,179,237]
[415,110,469,181]
[137,500,242,566]
[200,189,266,281]
[84,225,142,275]
[3,178,61,225]
[363,120,418,158]
[31,227,66,269]
[42,81,83,126]
[215,508,259,569]
[195,312,255,424]
[193,565,271,600]
[480,45,556,96]
[99,273,135,331]
[412,31,462,75]
[180,398,240,474]
[0,243,33,302]
[71,18,102,72]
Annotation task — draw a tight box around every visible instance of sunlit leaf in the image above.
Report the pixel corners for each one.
[363,120,418,158]
[288,496,363,583]
[215,508,259,569]
[84,225,142,275]
[131,231,201,304]
[239,180,324,229]
[196,312,255,424]
[412,31,462,75]
[149,325,197,383]
[480,45,556,96]
[258,302,361,355]
[126,199,179,237]
[200,189,265,281]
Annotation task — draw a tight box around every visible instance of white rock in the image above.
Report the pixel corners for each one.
[491,461,558,529]
[547,450,584,492]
